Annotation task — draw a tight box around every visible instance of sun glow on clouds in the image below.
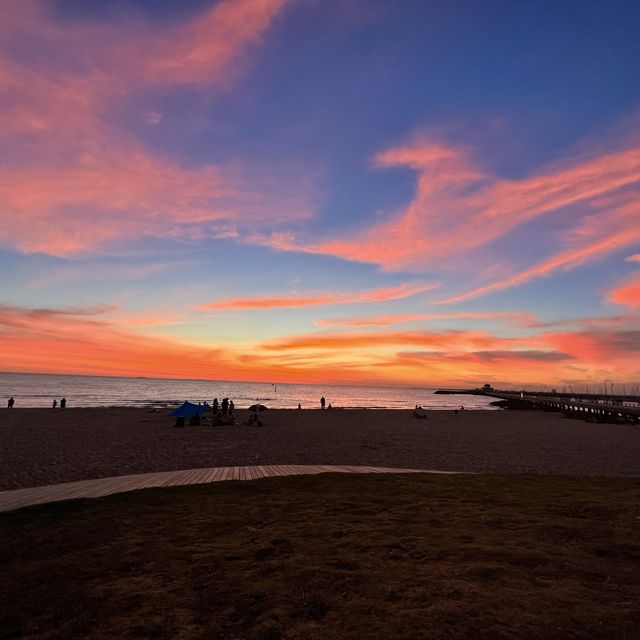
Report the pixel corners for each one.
[0,0,303,257]
[314,311,535,327]
[2,304,638,386]
[609,275,640,310]
[276,137,640,303]
[197,283,439,310]
[2,1,640,386]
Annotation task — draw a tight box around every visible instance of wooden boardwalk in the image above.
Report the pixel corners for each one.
[0,465,464,513]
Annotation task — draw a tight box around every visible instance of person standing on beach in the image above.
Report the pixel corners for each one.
[52,399,57,408]
[320,396,325,409]
[7,397,14,408]
[212,398,219,414]
[229,400,234,416]
[60,397,66,409]
[221,397,229,416]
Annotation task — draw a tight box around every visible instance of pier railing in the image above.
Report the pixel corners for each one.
[486,391,640,422]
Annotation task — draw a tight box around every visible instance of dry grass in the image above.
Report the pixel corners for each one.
[1,473,639,639]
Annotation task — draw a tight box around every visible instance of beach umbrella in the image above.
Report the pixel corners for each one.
[248,404,268,412]
[170,401,210,418]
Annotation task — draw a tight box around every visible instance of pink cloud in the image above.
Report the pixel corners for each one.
[608,273,640,310]
[438,206,640,304]
[314,311,534,327]
[290,138,640,271]
[133,0,290,86]
[197,283,439,310]
[0,0,300,257]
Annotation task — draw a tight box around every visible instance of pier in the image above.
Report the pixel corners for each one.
[487,391,640,423]
[436,387,640,423]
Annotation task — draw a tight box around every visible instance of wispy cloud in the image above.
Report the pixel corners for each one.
[0,0,301,257]
[608,273,640,310]
[258,131,640,311]
[314,311,534,327]
[261,329,521,351]
[284,137,640,270]
[197,283,439,310]
[1,304,638,386]
[438,205,640,304]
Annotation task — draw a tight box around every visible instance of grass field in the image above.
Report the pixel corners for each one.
[1,474,639,639]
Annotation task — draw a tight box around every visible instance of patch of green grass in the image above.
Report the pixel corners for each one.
[1,474,639,639]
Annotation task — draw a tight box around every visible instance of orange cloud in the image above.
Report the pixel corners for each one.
[197,283,438,310]
[608,273,640,310]
[1,305,638,386]
[314,311,534,327]
[262,329,521,352]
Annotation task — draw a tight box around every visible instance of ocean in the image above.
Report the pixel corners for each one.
[0,372,497,410]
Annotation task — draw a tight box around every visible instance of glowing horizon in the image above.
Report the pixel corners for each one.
[1,0,639,389]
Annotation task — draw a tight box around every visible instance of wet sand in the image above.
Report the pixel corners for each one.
[1,407,639,489]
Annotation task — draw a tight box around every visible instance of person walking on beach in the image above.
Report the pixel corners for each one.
[60,397,66,409]
[320,396,326,409]
[52,399,57,409]
[7,397,14,408]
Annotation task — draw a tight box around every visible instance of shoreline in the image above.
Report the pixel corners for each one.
[1,407,639,489]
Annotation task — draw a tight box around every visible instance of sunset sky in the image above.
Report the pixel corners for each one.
[2,0,640,389]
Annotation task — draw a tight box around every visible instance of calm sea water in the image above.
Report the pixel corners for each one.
[0,372,496,410]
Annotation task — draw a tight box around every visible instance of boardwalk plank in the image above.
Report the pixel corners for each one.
[0,465,468,512]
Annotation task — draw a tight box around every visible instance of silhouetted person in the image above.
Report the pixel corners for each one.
[60,397,66,409]
[454,409,458,416]
[320,396,325,409]
[221,397,229,415]
[459,405,465,411]
[212,398,219,413]
[297,403,301,409]
[7,397,14,409]
[52,399,57,408]
[229,400,234,415]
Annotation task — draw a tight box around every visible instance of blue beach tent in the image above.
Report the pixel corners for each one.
[169,401,210,418]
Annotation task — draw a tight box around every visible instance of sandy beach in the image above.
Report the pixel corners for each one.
[1,407,639,489]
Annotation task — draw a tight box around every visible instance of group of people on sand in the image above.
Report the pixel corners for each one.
[6,397,66,409]
[211,397,234,425]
